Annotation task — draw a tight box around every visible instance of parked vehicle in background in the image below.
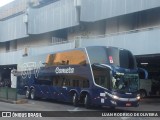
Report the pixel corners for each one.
[139,79,152,98]
[138,68,160,98]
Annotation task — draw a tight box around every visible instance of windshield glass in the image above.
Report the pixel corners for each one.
[112,74,139,93]
[86,46,136,69]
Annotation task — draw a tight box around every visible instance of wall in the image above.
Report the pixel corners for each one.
[105,8,160,34]
[0,14,28,42]
[81,0,160,22]
[28,0,79,34]
[0,43,6,53]
[105,15,134,34]
[0,0,28,20]
[10,40,17,51]
[68,21,106,40]
[17,34,52,50]
[79,28,160,55]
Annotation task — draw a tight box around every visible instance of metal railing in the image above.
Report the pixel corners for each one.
[51,37,69,45]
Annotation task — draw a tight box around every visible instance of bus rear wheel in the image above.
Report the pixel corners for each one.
[72,93,78,106]
[30,89,36,100]
[84,94,91,109]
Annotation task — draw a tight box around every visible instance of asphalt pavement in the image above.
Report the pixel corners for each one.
[0,97,159,120]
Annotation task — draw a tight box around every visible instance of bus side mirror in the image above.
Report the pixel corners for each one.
[138,68,148,79]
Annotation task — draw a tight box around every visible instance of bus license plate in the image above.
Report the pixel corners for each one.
[126,103,131,107]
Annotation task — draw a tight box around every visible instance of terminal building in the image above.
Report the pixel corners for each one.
[0,0,160,88]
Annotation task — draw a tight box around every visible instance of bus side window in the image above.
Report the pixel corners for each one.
[70,79,73,87]
[82,80,89,88]
[53,78,58,86]
[73,80,76,87]
[73,80,79,87]
[56,78,63,87]
[76,80,79,87]
[62,79,66,86]
[95,77,100,85]
[67,79,70,86]
[37,76,52,86]
[62,79,70,87]
[62,79,67,86]
[95,76,108,88]
[100,76,105,87]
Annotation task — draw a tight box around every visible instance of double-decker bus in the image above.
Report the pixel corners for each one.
[15,46,140,108]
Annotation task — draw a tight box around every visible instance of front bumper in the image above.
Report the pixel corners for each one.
[97,92,140,107]
[109,99,139,107]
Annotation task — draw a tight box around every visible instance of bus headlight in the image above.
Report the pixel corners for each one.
[136,95,140,100]
[113,95,119,99]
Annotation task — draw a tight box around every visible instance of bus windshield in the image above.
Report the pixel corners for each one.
[112,74,139,93]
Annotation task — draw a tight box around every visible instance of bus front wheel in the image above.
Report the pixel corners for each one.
[140,90,147,98]
[72,93,78,106]
[84,94,91,109]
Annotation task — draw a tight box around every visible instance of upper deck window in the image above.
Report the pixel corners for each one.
[119,50,136,69]
[87,46,136,69]
[86,46,108,64]
[46,50,87,66]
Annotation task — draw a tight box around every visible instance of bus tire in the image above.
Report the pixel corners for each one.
[30,89,36,100]
[84,94,91,109]
[72,93,78,107]
[25,88,30,99]
[140,90,147,98]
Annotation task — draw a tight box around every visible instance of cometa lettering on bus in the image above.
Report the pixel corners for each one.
[55,67,74,74]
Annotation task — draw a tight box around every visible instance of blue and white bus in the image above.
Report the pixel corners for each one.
[15,46,140,108]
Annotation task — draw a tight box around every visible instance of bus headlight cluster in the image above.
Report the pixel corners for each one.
[105,92,119,100]
[113,95,119,99]
[136,94,140,100]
